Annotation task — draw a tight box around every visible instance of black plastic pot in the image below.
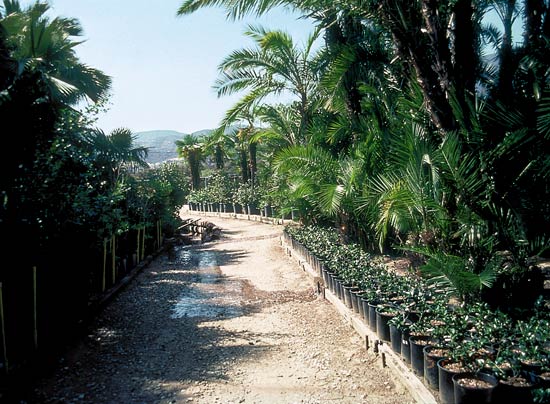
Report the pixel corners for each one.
[493,372,539,403]
[389,324,401,355]
[360,296,370,324]
[438,359,468,404]
[376,308,395,342]
[322,269,333,290]
[453,372,498,404]
[367,301,379,333]
[329,274,341,297]
[342,285,354,309]
[538,372,550,389]
[350,288,361,313]
[409,335,431,377]
[423,346,449,390]
[401,328,411,365]
[334,278,344,300]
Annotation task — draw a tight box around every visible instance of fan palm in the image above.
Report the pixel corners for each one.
[176,134,204,190]
[215,25,323,140]
[0,0,111,105]
[203,128,234,169]
[84,128,149,187]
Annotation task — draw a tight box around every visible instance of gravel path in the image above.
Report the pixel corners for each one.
[28,215,415,404]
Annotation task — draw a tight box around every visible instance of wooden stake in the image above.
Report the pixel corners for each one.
[33,266,38,350]
[136,228,141,264]
[0,282,8,374]
[141,226,146,261]
[111,235,116,285]
[157,220,160,249]
[102,238,107,292]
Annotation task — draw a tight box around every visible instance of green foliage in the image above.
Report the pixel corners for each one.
[206,170,233,203]
[233,181,259,206]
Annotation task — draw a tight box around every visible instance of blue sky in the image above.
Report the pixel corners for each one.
[42,0,315,134]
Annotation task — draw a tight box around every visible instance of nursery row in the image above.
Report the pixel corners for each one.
[187,201,293,220]
[283,225,550,404]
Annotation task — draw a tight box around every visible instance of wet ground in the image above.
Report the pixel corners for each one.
[25,216,415,404]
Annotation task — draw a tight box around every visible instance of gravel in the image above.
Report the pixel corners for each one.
[26,215,415,404]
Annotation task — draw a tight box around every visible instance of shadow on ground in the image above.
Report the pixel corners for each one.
[22,242,307,404]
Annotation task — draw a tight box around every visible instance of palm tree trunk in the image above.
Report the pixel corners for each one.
[248,142,257,186]
[240,149,249,183]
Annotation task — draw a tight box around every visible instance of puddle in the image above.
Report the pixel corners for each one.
[171,247,244,319]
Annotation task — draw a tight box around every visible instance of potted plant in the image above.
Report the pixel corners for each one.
[387,308,412,358]
[376,304,401,343]
[452,371,498,404]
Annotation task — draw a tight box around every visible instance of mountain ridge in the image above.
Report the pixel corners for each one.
[133,129,212,164]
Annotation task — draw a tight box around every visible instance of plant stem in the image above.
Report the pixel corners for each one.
[141,226,146,261]
[33,266,37,350]
[136,228,140,264]
[102,238,107,292]
[111,235,116,285]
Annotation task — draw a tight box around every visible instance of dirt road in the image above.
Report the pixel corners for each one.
[28,215,415,404]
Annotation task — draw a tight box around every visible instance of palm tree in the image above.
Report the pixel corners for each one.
[215,25,323,140]
[85,128,149,187]
[176,134,204,190]
[1,0,111,105]
[228,108,259,185]
[203,128,234,169]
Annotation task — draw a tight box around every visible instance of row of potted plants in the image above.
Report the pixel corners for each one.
[283,225,550,403]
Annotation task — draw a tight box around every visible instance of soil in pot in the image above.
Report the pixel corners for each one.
[409,335,432,377]
[453,372,498,404]
[438,359,469,404]
[423,346,450,390]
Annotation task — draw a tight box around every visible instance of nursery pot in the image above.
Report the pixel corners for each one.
[493,372,539,403]
[538,372,550,389]
[452,372,498,404]
[401,328,411,364]
[438,359,468,404]
[520,359,544,375]
[423,346,449,390]
[333,278,344,300]
[329,274,340,296]
[350,288,361,314]
[367,301,379,333]
[342,284,355,309]
[409,335,432,377]
[389,324,401,355]
[322,268,333,289]
[360,296,370,324]
[376,307,395,342]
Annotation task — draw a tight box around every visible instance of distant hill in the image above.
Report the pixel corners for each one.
[134,129,212,164]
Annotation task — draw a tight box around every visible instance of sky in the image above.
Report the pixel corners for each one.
[43,0,316,134]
